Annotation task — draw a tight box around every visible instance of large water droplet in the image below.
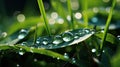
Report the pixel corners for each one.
[91,48,96,53]
[62,32,73,42]
[18,29,28,39]
[53,35,63,45]
[64,53,69,59]
[41,38,49,45]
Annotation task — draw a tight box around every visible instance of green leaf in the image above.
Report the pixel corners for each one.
[95,32,120,45]
[19,28,94,49]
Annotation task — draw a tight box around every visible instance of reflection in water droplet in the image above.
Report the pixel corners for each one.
[72,58,76,64]
[64,53,69,59]
[62,32,73,42]
[42,38,49,45]
[53,35,63,45]
[18,29,28,39]
[91,49,96,53]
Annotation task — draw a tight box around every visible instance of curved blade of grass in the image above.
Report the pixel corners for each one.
[81,0,88,28]
[67,0,74,30]
[100,0,116,50]
[37,0,51,36]
[0,45,69,61]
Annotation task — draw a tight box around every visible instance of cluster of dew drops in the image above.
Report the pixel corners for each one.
[17,28,94,49]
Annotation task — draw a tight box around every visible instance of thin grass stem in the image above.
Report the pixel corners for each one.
[100,0,116,50]
[67,0,74,30]
[82,0,88,28]
[37,0,51,36]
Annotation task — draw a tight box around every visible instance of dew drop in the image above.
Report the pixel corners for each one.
[34,58,38,62]
[16,64,20,67]
[74,33,79,39]
[57,57,60,60]
[72,58,76,64]
[18,29,28,39]
[91,49,96,53]
[53,35,63,45]
[93,57,100,63]
[84,29,90,34]
[19,51,24,55]
[78,29,85,36]
[41,38,49,45]
[64,53,69,59]
[117,35,120,40]
[62,32,74,42]
[21,42,28,46]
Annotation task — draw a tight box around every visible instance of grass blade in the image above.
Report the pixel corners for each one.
[37,0,51,36]
[67,0,74,30]
[100,0,116,50]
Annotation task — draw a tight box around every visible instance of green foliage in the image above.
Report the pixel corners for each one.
[0,0,120,67]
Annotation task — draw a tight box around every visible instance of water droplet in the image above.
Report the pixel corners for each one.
[72,58,76,64]
[57,57,60,60]
[84,29,91,34]
[18,29,28,39]
[53,35,63,45]
[78,29,85,36]
[93,57,100,63]
[42,38,49,45]
[19,51,24,55]
[62,32,73,42]
[102,50,105,53]
[19,48,24,55]
[117,35,120,40]
[34,58,38,62]
[91,17,98,23]
[21,42,28,46]
[74,33,79,39]
[16,64,20,67]
[64,53,69,59]
[91,49,96,53]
